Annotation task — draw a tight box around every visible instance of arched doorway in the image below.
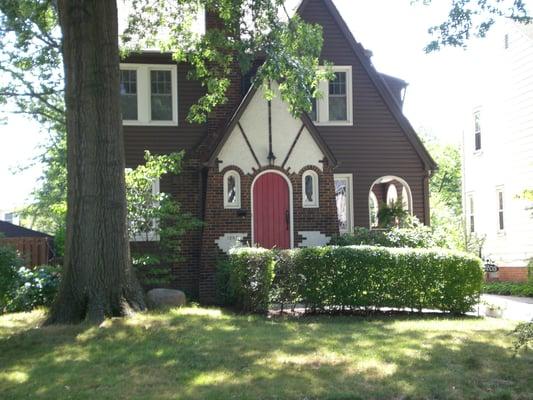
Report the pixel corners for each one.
[252,171,292,249]
[369,176,413,228]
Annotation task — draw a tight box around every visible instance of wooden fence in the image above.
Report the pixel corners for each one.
[0,237,53,267]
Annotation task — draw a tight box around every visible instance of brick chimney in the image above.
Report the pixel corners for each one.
[204,9,242,145]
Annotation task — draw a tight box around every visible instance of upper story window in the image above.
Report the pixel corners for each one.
[312,66,353,126]
[302,170,319,208]
[120,64,178,126]
[224,170,241,209]
[473,111,481,151]
[496,188,505,232]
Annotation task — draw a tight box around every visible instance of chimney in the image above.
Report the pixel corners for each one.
[203,8,243,148]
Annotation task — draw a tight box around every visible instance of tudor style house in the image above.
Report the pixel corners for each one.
[121,0,436,302]
[462,22,533,282]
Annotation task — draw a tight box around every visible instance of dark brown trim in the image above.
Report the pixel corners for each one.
[267,98,276,164]
[281,124,306,168]
[237,122,261,168]
[298,0,437,171]
[207,84,337,168]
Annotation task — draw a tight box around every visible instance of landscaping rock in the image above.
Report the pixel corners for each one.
[147,288,186,309]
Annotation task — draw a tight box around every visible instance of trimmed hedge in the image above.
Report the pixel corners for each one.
[482,282,533,297]
[218,246,483,314]
[330,226,449,249]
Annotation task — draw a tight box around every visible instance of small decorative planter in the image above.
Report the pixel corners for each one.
[483,302,505,318]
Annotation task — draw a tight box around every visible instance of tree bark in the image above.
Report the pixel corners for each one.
[46,0,145,324]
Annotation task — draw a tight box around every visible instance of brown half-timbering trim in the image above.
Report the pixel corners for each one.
[237,122,261,169]
[267,98,276,164]
[281,124,306,169]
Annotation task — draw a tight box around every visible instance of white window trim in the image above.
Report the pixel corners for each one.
[334,173,354,234]
[130,178,160,242]
[120,63,178,127]
[302,170,319,208]
[314,66,353,126]
[223,170,241,209]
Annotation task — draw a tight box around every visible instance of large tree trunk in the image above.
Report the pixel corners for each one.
[46,0,145,324]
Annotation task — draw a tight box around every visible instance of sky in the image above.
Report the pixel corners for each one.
[0,0,514,211]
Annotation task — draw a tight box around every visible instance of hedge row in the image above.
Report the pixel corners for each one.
[217,246,484,314]
[482,282,533,297]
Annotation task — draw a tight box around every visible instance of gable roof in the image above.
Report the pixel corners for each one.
[207,83,337,168]
[297,0,437,171]
[0,221,52,238]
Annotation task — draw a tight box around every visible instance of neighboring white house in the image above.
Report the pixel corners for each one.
[462,23,533,282]
[0,210,20,226]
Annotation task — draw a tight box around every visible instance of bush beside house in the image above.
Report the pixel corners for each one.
[218,246,483,314]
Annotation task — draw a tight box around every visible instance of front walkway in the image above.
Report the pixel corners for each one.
[479,294,533,321]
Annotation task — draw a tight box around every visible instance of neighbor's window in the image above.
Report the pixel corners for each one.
[302,170,319,208]
[120,64,178,126]
[474,111,481,151]
[468,194,475,233]
[312,66,353,125]
[224,170,241,209]
[120,69,138,121]
[334,174,353,234]
[497,188,505,231]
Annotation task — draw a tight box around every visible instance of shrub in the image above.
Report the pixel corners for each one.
[2,265,61,314]
[331,225,449,249]
[0,244,25,312]
[218,248,276,313]
[218,246,483,314]
[511,322,533,353]
[482,282,533,297]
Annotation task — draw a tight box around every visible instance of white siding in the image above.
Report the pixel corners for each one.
[462,24,533,268]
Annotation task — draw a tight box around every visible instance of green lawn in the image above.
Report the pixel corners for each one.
[1,308,531,400]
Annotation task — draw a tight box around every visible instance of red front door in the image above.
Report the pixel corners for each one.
[253,172,291,249]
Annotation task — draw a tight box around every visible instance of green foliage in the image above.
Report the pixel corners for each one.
[0,244,24,312]
[3,265,61,314]
[216,248,276,313]
[219,246,483,314]
[415,0,532,52]
[482,282,533,297]
[124,0,332,123]
[511,322,533,353]
[126,151,201,285]
[376,200,410,228]
[331,225,450,249]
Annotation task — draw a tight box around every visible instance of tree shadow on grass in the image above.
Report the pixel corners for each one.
[0,309,531,400]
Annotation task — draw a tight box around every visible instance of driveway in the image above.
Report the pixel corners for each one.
[479,294,533,321]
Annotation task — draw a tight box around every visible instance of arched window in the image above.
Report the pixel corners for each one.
[223,170,241,209]
[386,184,398,205]
[369,192,379,228]
[302,170,319,208]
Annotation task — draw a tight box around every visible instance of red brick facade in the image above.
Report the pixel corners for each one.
[198,162,339,303]
[486,267,529,283]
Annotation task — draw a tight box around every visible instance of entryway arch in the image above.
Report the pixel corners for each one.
[369,175,413,227]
